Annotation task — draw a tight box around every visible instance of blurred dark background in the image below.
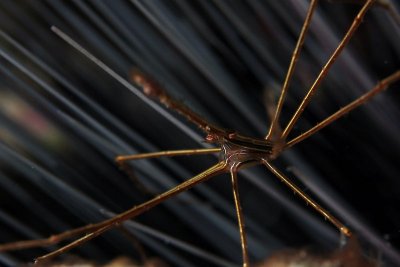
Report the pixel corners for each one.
[0,0,399,266]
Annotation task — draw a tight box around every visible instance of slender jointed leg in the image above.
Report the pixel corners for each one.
[115,148,222,164]
[1,162,228,264]
[286,71,400,148]
[261,159,351,237]
[280,0,376,141]
[266,0,319,141]
[0,222,107,252]
[0,149,222,253]
[230,165,249,267]
[115,148,221,193]
[263,89,284,142]
[35,224,113,264]
[328,0,400,25]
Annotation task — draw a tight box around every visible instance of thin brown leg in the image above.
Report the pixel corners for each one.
[230,165,249,267]
[261,159,351,237]
[116,148,221,195]
[266,0,319,141]
[263,89,283,138]
[286,71,400,148]
[1,162,228,263]
[115,148,221,163]
[0,148,222,253]
[0,223,104,251]
[35,224,113,264]
[326,0,400,25]
[280,0,376,141]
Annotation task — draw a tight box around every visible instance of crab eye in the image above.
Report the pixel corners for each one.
[205,133,217,142]
[228,132,237,139]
